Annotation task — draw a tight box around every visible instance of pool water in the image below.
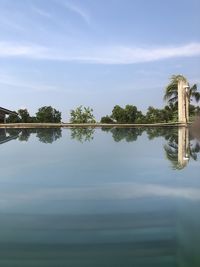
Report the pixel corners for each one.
[0,127,199,267]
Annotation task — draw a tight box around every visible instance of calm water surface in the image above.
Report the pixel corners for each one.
[0,127,199,267]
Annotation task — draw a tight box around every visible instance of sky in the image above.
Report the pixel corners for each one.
[0,0,200,121]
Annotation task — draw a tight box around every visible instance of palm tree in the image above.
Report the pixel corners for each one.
[164,75,200,105]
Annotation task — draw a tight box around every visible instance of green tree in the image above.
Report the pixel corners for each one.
[18,109,31,123]
[111,105,127,123]
[111,105,139,123]
[163,103,178,122]
[124,105,138,123]
[36,106,61,123]
[164,75,200,105]
[135,111,146,123]
[70,106,96,123]
[145,106,165,123]
[6,113,21,123]
[100,116,114,123]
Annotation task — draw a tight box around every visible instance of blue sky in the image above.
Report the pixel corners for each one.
[0,0,200,120]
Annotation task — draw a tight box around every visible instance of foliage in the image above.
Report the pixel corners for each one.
[111,105,126,123]
[6,113,21,123]
[164,74,200,105]
[4,74,200,125]
[18,109,31,123]
[100,116,114,123]
[36,106,61,123]
[110,105,141,123]
[145,105,176,123]
[135,111,146,123]
[70,106,96,123]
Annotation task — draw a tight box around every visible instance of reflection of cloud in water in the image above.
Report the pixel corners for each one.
[1,183,200,210]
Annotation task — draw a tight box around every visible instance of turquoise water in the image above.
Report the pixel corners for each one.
[0,127,199,267]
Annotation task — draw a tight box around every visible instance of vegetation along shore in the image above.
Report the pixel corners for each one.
[2,75,200,126]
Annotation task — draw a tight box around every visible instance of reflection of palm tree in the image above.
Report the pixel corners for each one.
[164,127,200,170]
[70,128,94,143]
[164,143,198,170]
[164,142,185,170]
[164,75,200,105]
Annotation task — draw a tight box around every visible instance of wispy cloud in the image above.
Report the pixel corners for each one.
[0,42,45,57]
[32,6,52,18]
[1,182,200,208]
[1,41,200,64]
[0,73,57,92]
[63,1,90,24]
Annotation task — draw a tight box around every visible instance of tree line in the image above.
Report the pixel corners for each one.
[6,75,200,124]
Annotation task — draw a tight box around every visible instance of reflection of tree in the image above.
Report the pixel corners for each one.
[146,127,178,143]
[36,128,62,144]
[0,128,63,144]
[18,129,32,142]
[6,128,22,137]
[102,127,144,142]
[146,127,185,170]
[0,128,20,144]
[70,127,94,143]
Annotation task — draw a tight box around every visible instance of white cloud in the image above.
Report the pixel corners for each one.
[63,2,90,24]
[0,41,200,64]
[0,42,44,57]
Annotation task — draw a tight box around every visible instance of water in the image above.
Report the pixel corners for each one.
[0,127,199,267]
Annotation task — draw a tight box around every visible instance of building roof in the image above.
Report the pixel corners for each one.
[0,107,17,115]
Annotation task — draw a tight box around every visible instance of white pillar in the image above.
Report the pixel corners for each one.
[178,80,189,124]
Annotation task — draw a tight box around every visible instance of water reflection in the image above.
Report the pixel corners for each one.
[70,127,94,143]
[0,127,199,169]
[0,128,19,144]
[18,129,32,142]
[102,127,143,142]
[0,128,62,144]
[0,126,200,266]
[103,127,200,169]
[163,127,200,170]
[36,128,62,143]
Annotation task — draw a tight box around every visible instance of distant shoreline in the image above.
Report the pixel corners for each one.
[0,122,190,128]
